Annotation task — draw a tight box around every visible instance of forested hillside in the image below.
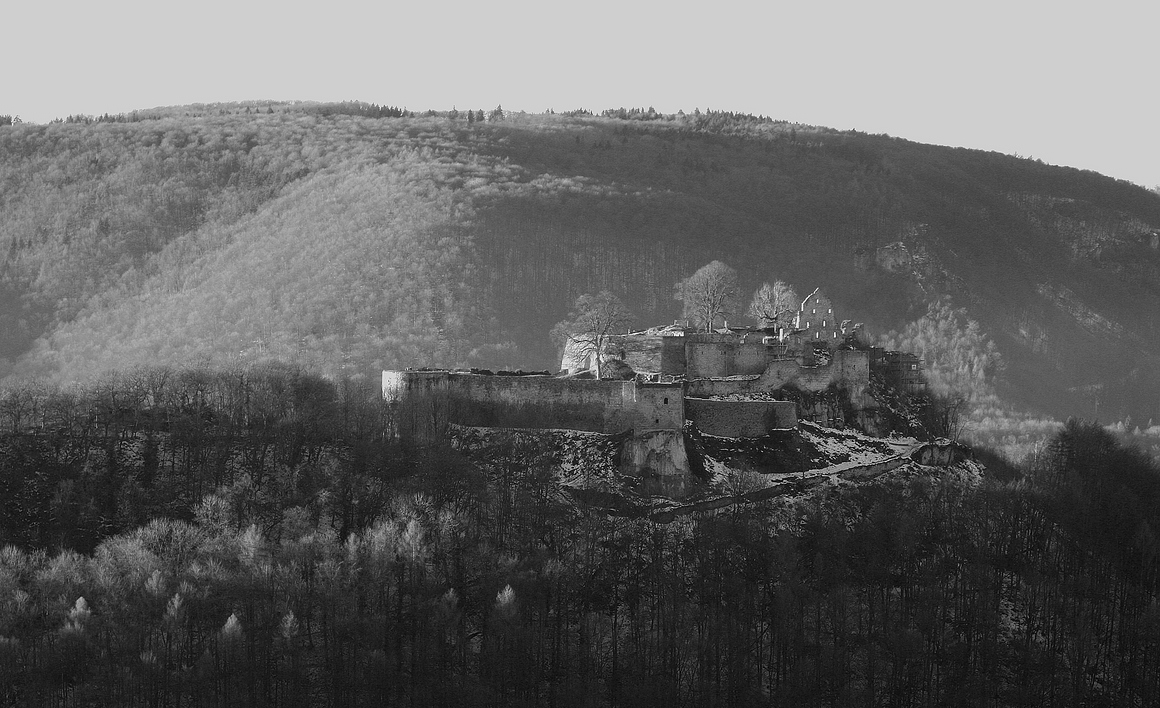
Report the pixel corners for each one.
[3,101,1160,425]
[3,368,1160,707]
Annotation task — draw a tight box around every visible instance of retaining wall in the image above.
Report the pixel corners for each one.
[685,398,797,438]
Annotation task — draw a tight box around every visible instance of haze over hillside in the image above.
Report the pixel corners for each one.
[2,101,1159,427]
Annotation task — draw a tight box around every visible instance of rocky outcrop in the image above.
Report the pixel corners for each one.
[620,430,692,498]
[908,439,968,466]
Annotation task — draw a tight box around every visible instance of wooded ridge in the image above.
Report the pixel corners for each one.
[2,101,1159,427]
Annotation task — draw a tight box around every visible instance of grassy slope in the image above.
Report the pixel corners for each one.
[2,103,1160,424]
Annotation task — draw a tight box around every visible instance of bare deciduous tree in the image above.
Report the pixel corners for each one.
[551,291,633,378]
[747,280,799,328]
[674,261,739,332]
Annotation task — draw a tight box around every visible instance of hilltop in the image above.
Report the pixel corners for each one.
[2,101,1160,430]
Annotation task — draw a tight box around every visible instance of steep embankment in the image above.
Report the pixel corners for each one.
[450,421,977,521]
[3,103,1159,424]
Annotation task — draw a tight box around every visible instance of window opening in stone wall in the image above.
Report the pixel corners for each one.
[663,397,668,404]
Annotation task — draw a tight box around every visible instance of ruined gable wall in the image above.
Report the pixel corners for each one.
[686,398,797,438]
[797,289,843,344]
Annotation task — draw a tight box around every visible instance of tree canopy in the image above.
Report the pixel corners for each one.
[747,279,799,328]
[674,260,740,331]
[1,373,1159,707]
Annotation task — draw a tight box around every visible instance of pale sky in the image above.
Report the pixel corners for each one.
[7,0,1158,189]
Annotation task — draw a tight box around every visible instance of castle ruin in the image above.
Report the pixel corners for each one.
[383,288,915,439]
[382,288,924,496]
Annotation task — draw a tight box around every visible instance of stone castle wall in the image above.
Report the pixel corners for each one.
[685,399,797,438]
[383,371,683,438]
[385,349,869,441]
[734,340,772,374]
[684,349,870,400]
[387,345,872,442]
[610,332,783,378]
[451,374,630,433]
[684,335,783,378]
[628,383,686,431]
[686,340,730,378]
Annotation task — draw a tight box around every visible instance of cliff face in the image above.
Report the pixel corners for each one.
[620,430,691,498]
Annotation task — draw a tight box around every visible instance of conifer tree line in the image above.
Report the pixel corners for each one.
[2,365,1160,706]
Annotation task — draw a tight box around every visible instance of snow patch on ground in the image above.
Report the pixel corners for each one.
[708,392,782,401]
[797,422,915,461]
[700,454,734,487]
[450,422,978,521]
[694,423,927,501]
